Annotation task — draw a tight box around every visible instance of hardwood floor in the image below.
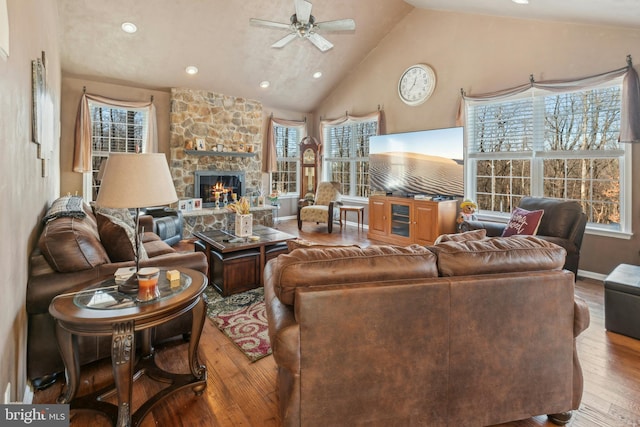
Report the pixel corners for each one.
[33,219,640,426]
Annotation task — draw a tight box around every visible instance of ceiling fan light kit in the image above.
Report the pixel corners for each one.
[250,0,355,52]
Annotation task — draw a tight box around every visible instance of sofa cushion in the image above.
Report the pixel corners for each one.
[286,238,360,252]
[269,245,438,306]
[95,208,148,262]
[502,207,544,237]
[429,235,566,277]
[38,216,110,272]
[435,229,487,244]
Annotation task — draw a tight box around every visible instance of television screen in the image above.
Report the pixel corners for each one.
[369,127,464,198]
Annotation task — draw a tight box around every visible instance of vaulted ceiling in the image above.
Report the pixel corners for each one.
[57,0,640,113]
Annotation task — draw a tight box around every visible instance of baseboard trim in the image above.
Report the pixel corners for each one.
[577,269,606,282]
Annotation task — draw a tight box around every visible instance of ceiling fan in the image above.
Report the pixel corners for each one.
[250,0,356,52]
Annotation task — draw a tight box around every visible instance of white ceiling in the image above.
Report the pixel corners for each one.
[57,0,640,113]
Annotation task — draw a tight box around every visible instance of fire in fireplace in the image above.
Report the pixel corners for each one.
[195,171,245,208]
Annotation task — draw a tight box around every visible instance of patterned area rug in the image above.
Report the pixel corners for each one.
[205,286,272,362]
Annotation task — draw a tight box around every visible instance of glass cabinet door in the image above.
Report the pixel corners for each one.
[390,203,411,238]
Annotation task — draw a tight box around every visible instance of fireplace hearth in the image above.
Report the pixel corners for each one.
[195,171,245,208]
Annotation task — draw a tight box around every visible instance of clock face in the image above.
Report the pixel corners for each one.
[398,64,436,106]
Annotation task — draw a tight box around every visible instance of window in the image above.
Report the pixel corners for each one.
[271,125,300,195]
[323,118,378,198]
[88,102,148,200]
[466,80,629,232]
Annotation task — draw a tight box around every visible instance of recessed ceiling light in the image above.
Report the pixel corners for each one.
[185,66,199,75]
[313,71,323,79]
[260,81,270,88]
[121,22,137,33]
[512,0,529,4]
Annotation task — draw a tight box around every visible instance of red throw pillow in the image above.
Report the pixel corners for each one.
[501,207,544,237]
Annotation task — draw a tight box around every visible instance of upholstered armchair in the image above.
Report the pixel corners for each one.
[459,197,587,278]
[297,181,342,233]
[140,206,183,246]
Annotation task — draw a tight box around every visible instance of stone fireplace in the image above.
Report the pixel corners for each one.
[168,88,263,201]
[195,170,245,207]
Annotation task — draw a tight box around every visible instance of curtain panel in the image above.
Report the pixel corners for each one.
[456,63,640,143]
[318,110,384,149]
[73,93,158,173]
[263,117,307,173]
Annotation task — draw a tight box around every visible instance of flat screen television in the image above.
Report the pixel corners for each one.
[368,127,464,198]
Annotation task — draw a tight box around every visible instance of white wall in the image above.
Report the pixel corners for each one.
[0,0,61,402]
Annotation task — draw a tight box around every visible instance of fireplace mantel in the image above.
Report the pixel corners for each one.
[184,150,256,158]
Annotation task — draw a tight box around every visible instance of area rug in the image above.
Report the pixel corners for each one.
[205,286,272,362]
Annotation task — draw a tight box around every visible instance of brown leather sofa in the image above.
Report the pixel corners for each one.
[459,197,587,278]
[264,236,590,427]
[26,203,208,389]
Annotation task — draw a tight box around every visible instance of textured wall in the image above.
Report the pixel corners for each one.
[0,0,61,402]
[169,88,264,200]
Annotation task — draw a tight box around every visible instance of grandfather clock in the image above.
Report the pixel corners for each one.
[300,136,319,198]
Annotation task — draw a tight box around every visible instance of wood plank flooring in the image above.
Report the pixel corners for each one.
[33,219,640,426]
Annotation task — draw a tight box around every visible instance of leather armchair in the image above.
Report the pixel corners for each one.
[297,181,342,233]
[140,207,183,246]
[460,197,587,278]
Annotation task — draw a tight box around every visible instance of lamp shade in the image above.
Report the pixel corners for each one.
[96,153,178,208]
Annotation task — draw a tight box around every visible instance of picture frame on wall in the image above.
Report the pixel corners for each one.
[32,57,45,144]
[196,139,206,151]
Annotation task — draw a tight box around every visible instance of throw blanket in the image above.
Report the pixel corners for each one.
[43,195,86,223]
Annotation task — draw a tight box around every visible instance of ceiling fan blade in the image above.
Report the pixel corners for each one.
[307,32,333,52]
[250,18,291,30]
[272,32,299,48]
[315,19,356,32]
[294,0,313,23]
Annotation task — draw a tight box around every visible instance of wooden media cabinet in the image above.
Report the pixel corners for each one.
[367,195,458,246]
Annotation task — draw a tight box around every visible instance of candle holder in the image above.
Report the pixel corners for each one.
[223,192,229,207]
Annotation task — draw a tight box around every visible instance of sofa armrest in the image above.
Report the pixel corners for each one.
[459,219,506,236]
[574,296,590,337]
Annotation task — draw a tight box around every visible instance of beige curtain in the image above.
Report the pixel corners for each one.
[456,61,639,143]
[73,93,158,173]
[318,110,384,149]
[263,117,307,173]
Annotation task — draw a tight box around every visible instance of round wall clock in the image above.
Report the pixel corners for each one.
[398,64,436,106]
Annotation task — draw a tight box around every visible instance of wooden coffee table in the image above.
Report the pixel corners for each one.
[194,225,296,296]
[49,267,208,427]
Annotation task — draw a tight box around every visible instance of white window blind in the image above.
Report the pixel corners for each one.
[271,125,300,195]
[466,81,629,233]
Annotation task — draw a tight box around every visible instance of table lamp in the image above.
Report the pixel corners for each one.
[95,153,178,294]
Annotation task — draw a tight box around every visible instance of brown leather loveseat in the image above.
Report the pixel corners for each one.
[26,200,207,389]
[264,236,590,426]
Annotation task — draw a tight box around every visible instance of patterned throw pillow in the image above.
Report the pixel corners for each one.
[95,207,148,262]
[501,207,544,237]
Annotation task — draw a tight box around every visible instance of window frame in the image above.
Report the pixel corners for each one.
[270,124,302,197]
[322,117,379,199]
[83,101,149,201]
[464,79,632,238]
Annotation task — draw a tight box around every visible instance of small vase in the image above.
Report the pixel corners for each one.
[235,213,253,237]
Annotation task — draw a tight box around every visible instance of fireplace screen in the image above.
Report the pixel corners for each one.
[195,171,245,208]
